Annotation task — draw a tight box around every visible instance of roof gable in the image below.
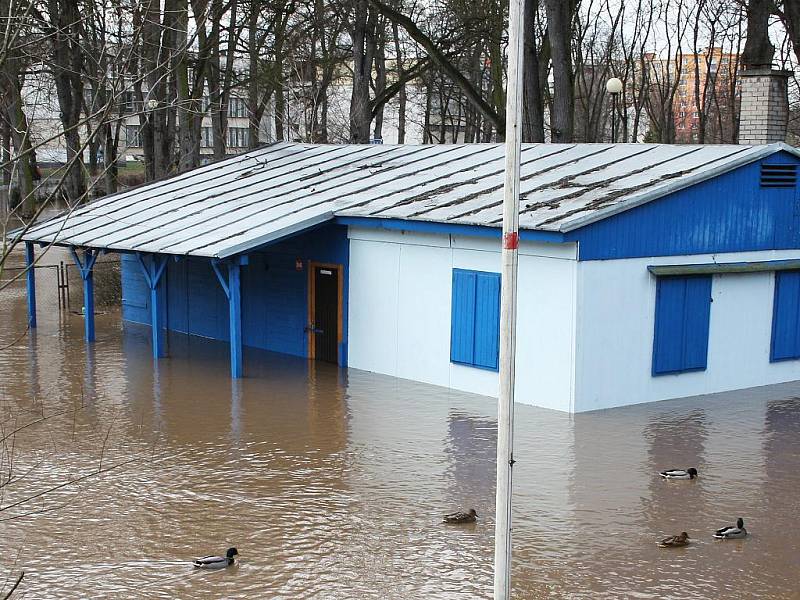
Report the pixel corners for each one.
[568,150,800,260]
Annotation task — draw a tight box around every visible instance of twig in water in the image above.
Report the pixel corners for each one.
[2,571,24,600]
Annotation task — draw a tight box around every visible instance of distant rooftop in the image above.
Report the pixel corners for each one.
[20,141,799,258]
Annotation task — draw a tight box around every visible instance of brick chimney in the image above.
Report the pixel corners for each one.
[738,69,792,144]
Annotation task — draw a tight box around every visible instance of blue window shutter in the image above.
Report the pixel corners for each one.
[451,270,477,364]
[653,275,712,375]
[682,276,712,370]
[474,272,501,369]
[771,271,800,361]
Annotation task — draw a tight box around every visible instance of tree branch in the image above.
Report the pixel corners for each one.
[367,0,504,132]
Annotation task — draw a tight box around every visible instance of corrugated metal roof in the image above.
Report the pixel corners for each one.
[20,141,799,258]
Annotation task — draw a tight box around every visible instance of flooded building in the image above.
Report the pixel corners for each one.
[17,141,800,412]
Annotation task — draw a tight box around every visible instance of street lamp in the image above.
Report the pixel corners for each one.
[606,77,623,143]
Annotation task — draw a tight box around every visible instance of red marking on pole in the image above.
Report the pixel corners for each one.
[503,232,519,250]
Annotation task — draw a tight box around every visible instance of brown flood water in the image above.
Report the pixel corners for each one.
[2,249,800,599]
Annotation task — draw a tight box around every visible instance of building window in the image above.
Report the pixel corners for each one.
[450,269,501,371]
[652,275,712,375]
[228,97,247,118]
[200,127,213,148]
[119,91,137,114]
[771,271,800,361]
[228,126,250,148]
[125,125,141,147]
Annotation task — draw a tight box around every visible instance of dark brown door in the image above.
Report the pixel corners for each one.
[312,265,339,363]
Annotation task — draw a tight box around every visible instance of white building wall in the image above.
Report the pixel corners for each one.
[347,227,578,412]
[575,249,800,412]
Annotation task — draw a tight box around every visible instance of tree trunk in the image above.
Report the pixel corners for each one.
[4,88,35,216]
[783,0,800,66]
[373,24,386,141]
[544,0,574,142]
[248,0,261,148]
[350,0,376,143]
[176,0,198,172]
[742,0,774,69]
[392,22,406,143]
[206,0,226,159]
[522,0,544,142]
[48,0,86,201]
[275,72,286,142]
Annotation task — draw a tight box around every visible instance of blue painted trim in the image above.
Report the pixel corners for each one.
[228,262,243,378]
[450,268,501,371]
[211,259,230,299]
[24,242,36,329]
[335,217,565,243]
[648,258,800,276]
[70,247,99,342]
[135,254,169,358]
[770,270,800,362]
[652,275,712,376]
[135,253,152,287]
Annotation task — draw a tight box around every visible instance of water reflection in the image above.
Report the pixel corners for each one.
[445,411,496,509]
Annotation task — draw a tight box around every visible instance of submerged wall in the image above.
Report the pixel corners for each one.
[575,249,800,412]
[120,223,349,364]
[347,227,578,412]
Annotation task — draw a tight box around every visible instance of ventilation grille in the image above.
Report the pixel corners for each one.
[760,164,797,188]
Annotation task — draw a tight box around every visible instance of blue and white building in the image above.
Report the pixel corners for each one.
[18,141,800,412]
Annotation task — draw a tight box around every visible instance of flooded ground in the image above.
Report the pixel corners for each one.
[1,248,800,598]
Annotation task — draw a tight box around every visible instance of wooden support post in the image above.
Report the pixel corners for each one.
[24,241,36,329]
[70,247,99,342]
[212,256,247,378]
[136,253,169,359]
[228,262,242,378]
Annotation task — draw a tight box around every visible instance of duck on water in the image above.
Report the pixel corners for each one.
[443,509,477,524]
[657,532,690,548]
[659,468,698,480]
[193,547,239,569]
[714,518,748,539]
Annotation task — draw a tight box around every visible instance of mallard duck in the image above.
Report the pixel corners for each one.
[193,547,239,569]
[657,532,690,547]
[659,468,698,480]
[443,509,477,524]
[713,518,747,539]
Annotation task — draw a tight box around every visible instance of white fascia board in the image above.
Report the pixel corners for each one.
[213,212,335,259]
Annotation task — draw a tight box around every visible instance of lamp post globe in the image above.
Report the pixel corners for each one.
[606,77,623,94]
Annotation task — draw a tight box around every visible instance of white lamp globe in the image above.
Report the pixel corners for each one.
[146,99,159,110]
[606,77,623,94]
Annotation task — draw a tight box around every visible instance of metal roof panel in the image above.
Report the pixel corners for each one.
[19,142,798,256]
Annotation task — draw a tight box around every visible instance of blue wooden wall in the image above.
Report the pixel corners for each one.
[121,253,150,324]
[119,223,350,365]
[570,152,800,260]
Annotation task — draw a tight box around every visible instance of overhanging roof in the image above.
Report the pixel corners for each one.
[19,141,800,258]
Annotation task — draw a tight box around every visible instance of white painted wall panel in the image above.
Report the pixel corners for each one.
[396,243,452,386]
[514,253,577,412]
[576,250,800,412]
[348,227,578,412]
[347,239,400,376]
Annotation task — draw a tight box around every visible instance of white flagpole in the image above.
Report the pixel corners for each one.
[493,0,525,597]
